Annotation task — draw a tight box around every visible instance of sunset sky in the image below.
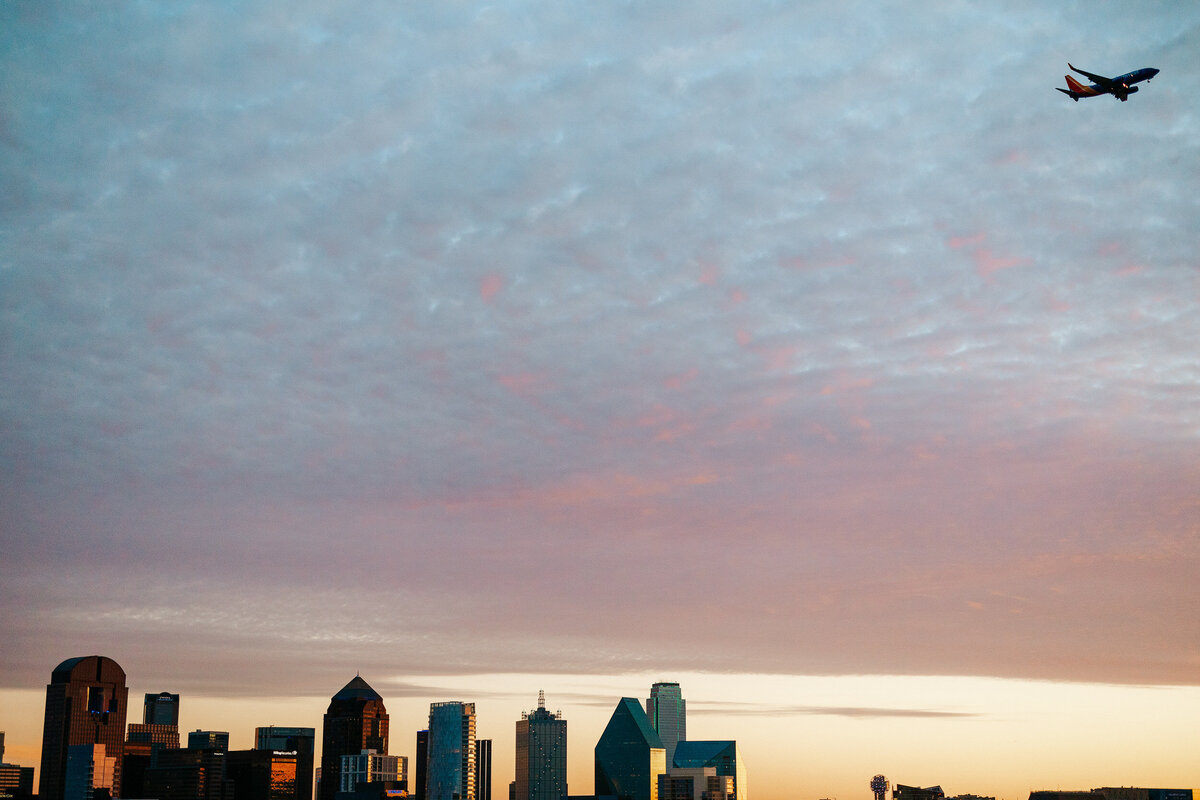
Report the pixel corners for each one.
[1,2,1197,798]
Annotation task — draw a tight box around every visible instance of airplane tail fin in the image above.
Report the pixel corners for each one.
[1065,75,1087,93]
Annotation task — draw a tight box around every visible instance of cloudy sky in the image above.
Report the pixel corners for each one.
[1,1,1198,797]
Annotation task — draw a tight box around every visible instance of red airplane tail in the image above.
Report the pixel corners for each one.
[1065,75,1087,93]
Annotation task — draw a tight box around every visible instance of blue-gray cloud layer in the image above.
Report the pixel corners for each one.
[2,1,1197,692]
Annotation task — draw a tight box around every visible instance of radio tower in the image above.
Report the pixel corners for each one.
[871,775,890,800]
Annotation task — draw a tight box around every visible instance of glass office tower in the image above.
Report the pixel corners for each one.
[595,698,666,800]
[671,741,748,800]
[515,693,567,800]
[143,692,180,726]
[645,682,686,771]
[256,726,316,800]
[426,701,476,800]
[39,656,129,800]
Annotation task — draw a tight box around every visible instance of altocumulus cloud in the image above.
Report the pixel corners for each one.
[1,1,1199,692]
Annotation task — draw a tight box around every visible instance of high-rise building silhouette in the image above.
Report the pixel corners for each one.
[595,698,666,800]
[475,739,492,800]
[426,701,476,800]
[645,683,685,771]
[671,741,747,800]
[187,730,229,752]
[143,692,180,726]
[415,729,429,800]
[39,656,129,800]
[144,747,232,799]
[514,691,567,800]
[226,748,298,800]
[256,726,316,800]
[320,676,389,800]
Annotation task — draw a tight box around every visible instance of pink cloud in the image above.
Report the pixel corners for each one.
[974,248,1031,277]
[480,273,504,302]
[946,232,985,249]
[663,368,699,390]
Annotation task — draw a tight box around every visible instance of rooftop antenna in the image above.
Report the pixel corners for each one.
[538,689,545,710]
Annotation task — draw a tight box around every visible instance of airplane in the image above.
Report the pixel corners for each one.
[1057,63,1159,102]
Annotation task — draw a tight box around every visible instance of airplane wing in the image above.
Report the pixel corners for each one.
[1068,63,1115,87]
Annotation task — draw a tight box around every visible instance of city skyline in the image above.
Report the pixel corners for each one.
[1,666,1198,800]
[2,2,1198,799]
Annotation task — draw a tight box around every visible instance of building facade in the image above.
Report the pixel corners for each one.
[188,731,230,752]
[426,701,476,800]
[39,656,129,800]
[338,749,406,793]
[475,739,492,800]
[321,677,390,800]
[645,683,685,771]
[226,749,299,800]
[257,726,316,800]
[63,744,117,800]
[128,723,181,748]
[515,692,567,800]
[415,730,429,800]
[143,747,233,800]
[595,698,666,800]
[143,692,181,726]
[670,742,746,800]
[0,762,35,799]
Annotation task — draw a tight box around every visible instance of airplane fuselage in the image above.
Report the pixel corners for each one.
[1057,64,1159,102]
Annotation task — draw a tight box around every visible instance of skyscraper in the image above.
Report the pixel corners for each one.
[514,691,567,800]
[475,739,492,800]
[226,748,299,800]
[645,683,685,770]
[256,726,316,800]
[426,701,476,800]
[39,656,129,800]
[320,676,389,800]
[595,698,666,800]
[670,741,747,800]
[415,729,429,800]
[143,692,180,726]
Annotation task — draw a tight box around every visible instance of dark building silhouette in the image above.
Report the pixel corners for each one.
[121,740,156,799]
[128,723,181,748]
[257,726,316,800]
[515,692,567,800]
[188,730,230,752]
[226,748,299,800]
[415,729,429,800]
[0,762,35,799]
[143,747,232,800]
[895,786,944,800]
[476,739,492,800]
[594,698,665,800]
[320,676,389,800]
[38,656,129,800]
[1030,790,1192,800]
[122,722,180,798]
[144,692,181,726]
